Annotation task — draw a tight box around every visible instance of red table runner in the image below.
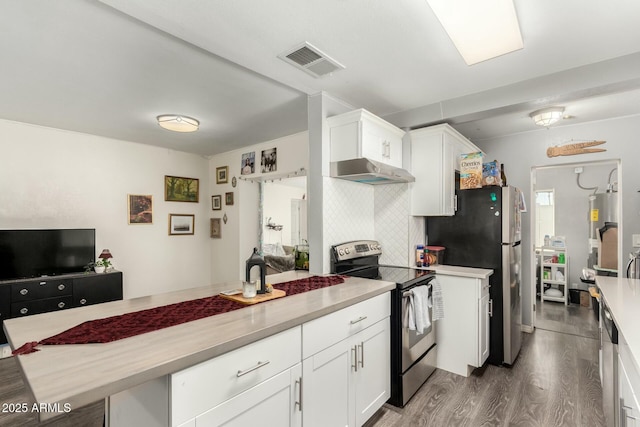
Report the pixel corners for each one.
[12,275,345,356]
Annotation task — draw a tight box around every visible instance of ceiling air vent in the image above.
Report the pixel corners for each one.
[278,42,345,78]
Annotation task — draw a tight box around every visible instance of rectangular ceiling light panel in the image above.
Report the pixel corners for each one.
[426,0,523,65]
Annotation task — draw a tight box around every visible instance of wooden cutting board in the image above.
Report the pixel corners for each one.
[219,289,286,305]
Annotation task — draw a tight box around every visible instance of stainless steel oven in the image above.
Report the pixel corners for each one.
[331,240,437,407]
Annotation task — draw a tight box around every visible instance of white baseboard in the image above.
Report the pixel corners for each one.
[1,345,11,359]
[521,324,534,333]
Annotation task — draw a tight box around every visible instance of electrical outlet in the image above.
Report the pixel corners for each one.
[574,167,584,174]
[1,345,11,359]
[633,234,640,248]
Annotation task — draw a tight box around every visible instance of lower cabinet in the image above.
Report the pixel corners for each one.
[194,364,302,427]
[302,318,390,427]
[619,334,640,427]
[435,274,490,376]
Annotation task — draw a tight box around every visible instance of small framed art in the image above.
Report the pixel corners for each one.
[128,194,153,224]
[225,192,234,206]
[216,166,229,184]
[212,195,222,210]
[210,218,221,238]
[164,176,199,202]
[169,214,195,235]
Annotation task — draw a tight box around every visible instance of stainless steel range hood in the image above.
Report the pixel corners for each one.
[330,158,415,185]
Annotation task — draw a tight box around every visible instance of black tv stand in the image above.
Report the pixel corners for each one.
[0,271,123,345]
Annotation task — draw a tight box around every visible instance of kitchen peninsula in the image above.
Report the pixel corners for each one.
[4,271,395,426]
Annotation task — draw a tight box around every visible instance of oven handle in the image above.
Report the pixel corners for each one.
[402,283,432,298]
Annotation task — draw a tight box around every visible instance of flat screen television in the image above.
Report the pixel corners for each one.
[0,229,96,281]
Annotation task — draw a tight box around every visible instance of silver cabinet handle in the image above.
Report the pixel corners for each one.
[20,289,28,296]
[39,281,46,286]
[359,342,365,368]
[58,284,65,291]
[295,377,303,411]
[236,360,270,377]
[489,299,493,317]
[80,298,87,305]
[352,346,358,372]
[58,302,65,309]
[20,308,28,315]
[350,316,368,325]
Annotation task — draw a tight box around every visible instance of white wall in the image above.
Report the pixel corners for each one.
[208,131,308,282]
[472,114,640,328]
[0,119,211,298]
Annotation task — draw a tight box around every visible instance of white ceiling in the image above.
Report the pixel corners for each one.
[2,0,640,156]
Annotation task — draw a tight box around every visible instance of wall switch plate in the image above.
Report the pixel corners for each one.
[633,234,640,248]
[574,167,584,174]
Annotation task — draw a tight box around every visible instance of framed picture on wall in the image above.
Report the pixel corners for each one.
[241,152,255,175]
[210,218,221,238]
[216,166,229,184]
[212,195,222,210]
[169,214,195,235]
[164,176,199,202]
[261,148,277,173]
[225,192,234,206]
[128,194,153,224]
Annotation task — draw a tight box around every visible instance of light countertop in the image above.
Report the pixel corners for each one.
[3,271,395,421]
[596,276,640,374]
[418,264,493,279]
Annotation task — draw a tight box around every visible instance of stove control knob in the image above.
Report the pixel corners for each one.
[345,248,351,254]
[338,249,345,256]
[375,244,381,250]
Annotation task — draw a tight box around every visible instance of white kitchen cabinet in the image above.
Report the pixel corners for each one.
[170,327,302,427]
[302,292,391,427]
[409,124,482,216]
[539,246,568,305]
[619,333,640,427]
[328,108,405,168]
[194,363,302,427]
[435,274,490,376]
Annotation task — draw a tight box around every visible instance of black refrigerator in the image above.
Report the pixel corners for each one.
[426,185,522,366]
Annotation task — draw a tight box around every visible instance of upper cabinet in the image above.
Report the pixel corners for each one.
[409,124,483,216]
[328,109,405,168]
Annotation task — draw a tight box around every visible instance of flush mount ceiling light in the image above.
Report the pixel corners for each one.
[530,107,565,127]
[156,115,199,133]
[426,0,523,65]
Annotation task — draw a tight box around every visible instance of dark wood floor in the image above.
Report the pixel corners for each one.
[1,302,602,426]
[368,301,604,427]
[0,355,104,427]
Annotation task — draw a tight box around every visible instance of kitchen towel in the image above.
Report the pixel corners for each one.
[407,285,431,334]
[12,275,346,356]
[431,278,444,321]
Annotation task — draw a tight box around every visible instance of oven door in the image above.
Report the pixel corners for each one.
[401,284,436,372]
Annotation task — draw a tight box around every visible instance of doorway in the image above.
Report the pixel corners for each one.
[530,160,621,339]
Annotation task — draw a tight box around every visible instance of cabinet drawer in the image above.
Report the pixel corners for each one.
[11,278,72,301]
[11,296,73,317]
[170,326,301,426]
[73,272,123,307]
[303,292,390,359]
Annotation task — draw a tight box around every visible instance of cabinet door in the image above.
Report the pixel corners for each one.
[195,364,302,427]
[619,355,640,427]
[73,272,123,307]
[353,318,391,427]
[362,127,403,168]
[478,293,490,366]
[302,339,353,427]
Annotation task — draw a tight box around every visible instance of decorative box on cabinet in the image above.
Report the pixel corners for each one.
[409,124,483,216]
[328,108,405,168]
[435,274,490,376]
[302,292,391,427]
[539,247,568,305]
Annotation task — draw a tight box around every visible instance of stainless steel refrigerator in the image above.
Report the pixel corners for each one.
[426,185,522,365]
